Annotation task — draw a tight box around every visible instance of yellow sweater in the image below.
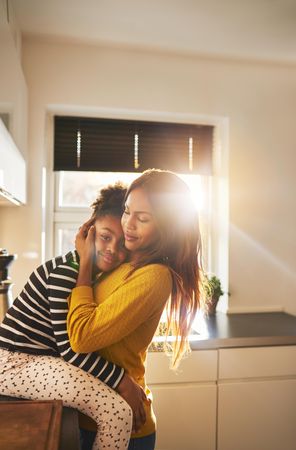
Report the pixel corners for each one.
[67,262,172,438]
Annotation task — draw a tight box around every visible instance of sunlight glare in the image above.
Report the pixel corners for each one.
[59,171,207,213]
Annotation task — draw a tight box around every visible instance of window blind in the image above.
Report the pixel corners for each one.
[54,116,214,174]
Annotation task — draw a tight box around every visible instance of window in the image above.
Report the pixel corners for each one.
[53,114,215,269]
[51,113,229,322]
[54,170,213,273]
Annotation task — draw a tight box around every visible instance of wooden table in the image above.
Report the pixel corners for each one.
[0,399,79,450]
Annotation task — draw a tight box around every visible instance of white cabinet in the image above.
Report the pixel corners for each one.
[146,350,218,450]
[0,0,27,206]
[218,346,296,450]
[146,345,296,450]
[152,384,216,450]
[0,119,26,205]
[218,346,296,379]
[218,379,296,450]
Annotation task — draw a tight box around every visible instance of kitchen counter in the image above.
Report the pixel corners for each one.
[150,312,296,352]
[147,313,296,450]
[189,311,296,350]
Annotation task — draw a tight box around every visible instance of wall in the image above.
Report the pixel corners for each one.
[1,36,296,315]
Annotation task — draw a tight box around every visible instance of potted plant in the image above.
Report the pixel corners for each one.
[202,273,224,316]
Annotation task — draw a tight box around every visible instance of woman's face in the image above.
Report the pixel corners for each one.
[94,215,127,272]
[121,187,160,260]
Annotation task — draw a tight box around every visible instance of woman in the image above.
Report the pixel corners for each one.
[0,182,146,450]
[67,169,202,450]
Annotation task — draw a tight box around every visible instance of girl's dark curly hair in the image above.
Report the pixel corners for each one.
[91,181,127,219]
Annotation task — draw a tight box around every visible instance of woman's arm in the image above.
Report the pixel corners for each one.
[48,255,124,389]
[48,254,147,431]
[68,218,172,352]
[67,264,172,353]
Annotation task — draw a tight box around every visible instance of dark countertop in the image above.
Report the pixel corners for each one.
[189,312,296,350]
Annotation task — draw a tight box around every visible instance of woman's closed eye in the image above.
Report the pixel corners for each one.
[123,207,151,223]
[137,214,152,223]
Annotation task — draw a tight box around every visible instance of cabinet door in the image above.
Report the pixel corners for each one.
[152,384,216,450]
[146,350,218,384]
[0,120,26,205]
[218,379,296,450]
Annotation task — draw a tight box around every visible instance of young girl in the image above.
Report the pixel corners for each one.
[0,182,146,450]
[67,169,202,450]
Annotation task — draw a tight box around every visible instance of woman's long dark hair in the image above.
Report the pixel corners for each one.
[125,169,202,368]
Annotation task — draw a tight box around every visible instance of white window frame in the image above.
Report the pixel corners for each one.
[46,108,229,311]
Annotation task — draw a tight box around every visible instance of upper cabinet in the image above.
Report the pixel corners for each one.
[0,0,27,205]
[0,118,26,204]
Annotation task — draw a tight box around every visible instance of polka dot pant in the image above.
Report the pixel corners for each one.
[0,349,132,450]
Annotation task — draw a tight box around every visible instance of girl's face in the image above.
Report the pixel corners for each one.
[121,187,160,261]
[94,215,127,272]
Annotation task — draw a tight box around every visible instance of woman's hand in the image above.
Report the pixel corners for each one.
[75,219,96,287]
[116,373,148,433]
[75,218,96,261]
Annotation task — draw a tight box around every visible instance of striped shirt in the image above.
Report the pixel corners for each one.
[0,251,124,389]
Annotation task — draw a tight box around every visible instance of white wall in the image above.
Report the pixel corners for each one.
[1,36,296,314]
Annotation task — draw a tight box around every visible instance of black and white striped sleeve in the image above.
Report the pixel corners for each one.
[0,261,58,354]
[47,261,124,389]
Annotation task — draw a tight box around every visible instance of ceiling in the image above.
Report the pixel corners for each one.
[11,0,296,64]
